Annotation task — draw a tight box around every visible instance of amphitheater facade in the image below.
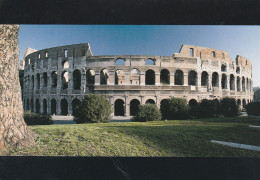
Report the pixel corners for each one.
[22,43,254,117]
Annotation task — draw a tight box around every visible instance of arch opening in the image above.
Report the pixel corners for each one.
[43,99,47,115]
[130,99,140,116]
[230,74,235,90]
[100,69,109,85]
[115,58,125,65]
[115,70,125,85]
[212,72,219,87]
[61,71,68,89]
[31,99,34,112]
[201,71,208,86]
[51,99,57,114]
[36,99,40,114]
[145,69,155,85]
[43,72,48,87]
[237,77,241,91]
[36,73,40,89]
[51,71,57,88]
[130,69,140,85]
[86,69,95,85]
[114,99,124,116]
[146,99,155,104]
[145,58,155,65]
[160,69,170,85]
[221,74,227,89]
[26,99,29,111]
[61,99,68,115]
[73,69,81,90]
[188,70,197,86]
[175,70,184,85]
[189,99,198,106]
[62,60,69,69]
[242,77,245,91]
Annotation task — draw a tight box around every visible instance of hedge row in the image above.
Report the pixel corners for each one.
[24,111,53,125]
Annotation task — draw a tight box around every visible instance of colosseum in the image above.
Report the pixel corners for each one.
[22,43,254,117]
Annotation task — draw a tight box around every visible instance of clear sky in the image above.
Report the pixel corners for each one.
[19,25,260,87]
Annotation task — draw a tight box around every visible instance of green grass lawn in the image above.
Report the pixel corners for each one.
[8,116,260,157]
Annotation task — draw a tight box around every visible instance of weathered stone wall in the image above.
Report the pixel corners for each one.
[23,43,254,117]
[0,25,34,150]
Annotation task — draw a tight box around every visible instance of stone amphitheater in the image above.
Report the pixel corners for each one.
[21,43,253,117]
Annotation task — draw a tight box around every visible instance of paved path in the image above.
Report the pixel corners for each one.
[52,115,131,124]
[211,140,260,152]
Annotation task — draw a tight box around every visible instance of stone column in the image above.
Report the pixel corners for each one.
[47,98,51,115]
[124,72,130,85]
[57,98,61,115]
[155,73,160,85]
[197,72,201,87]
[124,96,129,117]
[81,69,86,95]
[68,97,72,115]
[226,75,230,90]
[170,73,175,86]
[140,72,145,85]
[109,71,115,85]
[184,73,188,86]
[68,71,73,94]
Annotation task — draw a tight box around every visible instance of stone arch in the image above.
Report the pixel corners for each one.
[189,99,198,106]
[175,69,184,85]
[237,99,241,107]
[51,99,57,114]
[61,71,68,89]
[115,69,125,85]
[130,99,140,116]
[201,71,208,86]
[145,58,155,65]
[230,74,235,90]
[62,60,69,69]
[26,98,29,110]
[188,70,197,86]
[43,98,47,115]
[221,64,227,72]
[242,99,246,108]
[237,76,241,91]
[212,72,219,87]
[130,68,140,85]
[236,67,240,74]
[51,71,57,88]
[221,74,227,89]
[86,69,95,85]
[100,69,109,85]
[242,76,245,91]
[31,98,34,112]
[36,98,40,113]
[146,99,155,104]
[115,58,125,65]
[160,69,170,85]
[72,98,81,116]
[114,99,124,116]
[61,99,68,115]
[43,72,48,87]
[145,69,155,85]
[36,73,40,89]
[73,69,81,90]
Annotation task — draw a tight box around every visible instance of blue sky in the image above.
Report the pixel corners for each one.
[19,25,260,86]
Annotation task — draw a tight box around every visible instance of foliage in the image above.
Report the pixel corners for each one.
[132,104,162,122]
[162,98,189,120]
[160,99,169,120]
[196,99,220,118]
[220,97,239,117]
[246,102,260,116]
[74,94,112,123]
[24,111,53,125]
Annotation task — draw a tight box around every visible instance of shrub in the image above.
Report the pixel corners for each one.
[74,94,112,123]
[24,111,53,125]
[160,99,170,120]
[246,102,260,116]
[220,97,239,117]
[197,99,219,118]
[162,98,189,120]
[189,104,200,118]
[132,104,162,122]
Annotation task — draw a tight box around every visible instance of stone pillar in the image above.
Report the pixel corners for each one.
[68,71,73,94]
[170,73,175,85]
[57,98,61,115]
[140,72,145,85]
[226,75,230,90]
[109,71,115,85]
[197,72,201,87]
[68,97,72,115]
[140,96,144,104]
[125,96,129,117]
[95,72,100,85]
[155,73,160,85]
[47,98,51,115]
[184,73,188,86]
[124,72,130,85]
[81,69,86,94]
[109,96,114,117]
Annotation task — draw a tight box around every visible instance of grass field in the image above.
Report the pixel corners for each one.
[8,116,260,156]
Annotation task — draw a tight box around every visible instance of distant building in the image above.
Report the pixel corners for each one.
[22,43,253,116]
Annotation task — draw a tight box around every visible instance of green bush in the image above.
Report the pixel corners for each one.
[162,98,189,120]
[246,102,260,116]
[220,97,239,117]
[24,111,53,125]
[132,104,162,122]
[197,99,219,118]
[189,104,200,118]
[74,94,112,123]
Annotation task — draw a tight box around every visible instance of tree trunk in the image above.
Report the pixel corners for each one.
[0,24,35,151]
